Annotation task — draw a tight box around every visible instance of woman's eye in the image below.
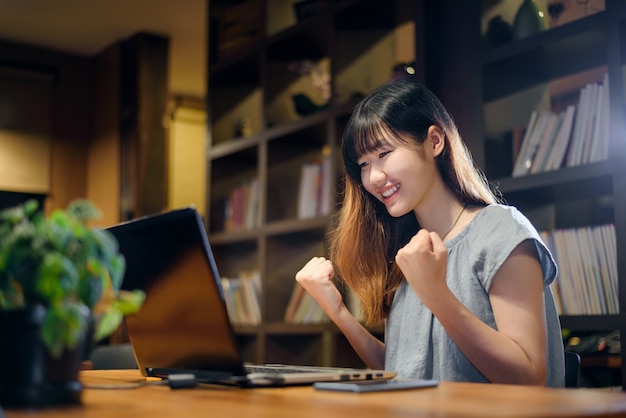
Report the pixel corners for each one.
[358,161,369,168]
[379,150,391,158]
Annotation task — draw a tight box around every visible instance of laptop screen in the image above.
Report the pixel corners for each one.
[107,207,247,376]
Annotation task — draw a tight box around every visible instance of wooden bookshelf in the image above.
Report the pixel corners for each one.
[206,0,417,367]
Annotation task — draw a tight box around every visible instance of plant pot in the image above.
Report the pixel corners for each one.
[0,304,84,408]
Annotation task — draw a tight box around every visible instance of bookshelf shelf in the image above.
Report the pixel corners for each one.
[262,322,330,334]
[263,216,329,237]
[560,314,626,331]
[582,355,622,369]
[492,157,624,207]
[207,0,414,367]
[482,12,610,102]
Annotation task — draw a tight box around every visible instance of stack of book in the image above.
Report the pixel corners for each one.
[224,178,260,231]
[346,288,365,323]
[284,284,329,324]
[221,270,262,325]
[512,73,610,177]
[297,154,332,219]
[541,224,618,315]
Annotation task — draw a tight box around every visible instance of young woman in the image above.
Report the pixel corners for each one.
[295,80,565,386]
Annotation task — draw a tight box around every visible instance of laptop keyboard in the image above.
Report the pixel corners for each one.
[245,364,344,374]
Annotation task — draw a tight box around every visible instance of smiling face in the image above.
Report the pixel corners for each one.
[357,130,442,218]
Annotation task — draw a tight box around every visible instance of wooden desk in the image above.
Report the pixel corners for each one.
[4,370,626,418]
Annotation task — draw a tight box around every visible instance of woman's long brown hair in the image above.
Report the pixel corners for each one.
[328,80,500,327]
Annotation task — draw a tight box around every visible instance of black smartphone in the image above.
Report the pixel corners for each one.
[313,379,438,393]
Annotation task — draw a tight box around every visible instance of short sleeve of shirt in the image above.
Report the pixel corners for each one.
[464,205,558,291]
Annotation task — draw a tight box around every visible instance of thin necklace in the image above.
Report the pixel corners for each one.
[441,203,468,241]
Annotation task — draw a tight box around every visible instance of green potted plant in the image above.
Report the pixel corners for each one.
[0,199,145,407]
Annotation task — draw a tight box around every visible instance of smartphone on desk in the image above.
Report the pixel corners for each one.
[313,378,439,393]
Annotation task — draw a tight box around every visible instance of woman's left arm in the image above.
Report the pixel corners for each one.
[482,239,548,384]
[397,232,547,385]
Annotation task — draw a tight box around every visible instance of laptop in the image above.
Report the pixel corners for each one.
[106,206,396,387]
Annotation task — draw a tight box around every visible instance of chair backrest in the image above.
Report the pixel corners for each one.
[564,351,581,388]
[89,343,138,370]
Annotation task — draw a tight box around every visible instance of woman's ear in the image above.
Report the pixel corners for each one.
[426,125,445,158]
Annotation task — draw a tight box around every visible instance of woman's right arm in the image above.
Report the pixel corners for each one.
[295,257,386,370]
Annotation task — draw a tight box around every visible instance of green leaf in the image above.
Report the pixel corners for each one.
[36,253,79,304]
[90,228,119,256]
[62,303,89,347]
[22,199,40,217]
[78,271,106,309]
[66,199,102,223]
[108,254,126,291]
[93,308,123,342]
[112,290,146,315]
[41,303,88,358]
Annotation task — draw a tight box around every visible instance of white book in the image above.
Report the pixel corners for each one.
[346,288,365,323]
[599,73,611,161]
[595,224,617,313]
[297,162,320,219]
[590,73,610,163]
[551,230,576,314]
[581,82,602,165]
[285,284,306,323]
[222,277,248,324]
[590,227,610,314]
[579,83,597,166]
[244,178,260,230]
[513,111,551,177]
[544,105,576,171]
[512,111,538,177]
[293,292,314,323]
[530,112,561,174]
[576,228,601,314]
[567,83,592,167]
[576,228,599,314]
[563,228,590,314]
[589,225,614,314]
[318,155,332,216]
[240,271,261,325]
[565,85,587,167]
[220,278,235,320]
[574,227,594,313]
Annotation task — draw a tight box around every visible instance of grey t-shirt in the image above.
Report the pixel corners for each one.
[384,204,565,387]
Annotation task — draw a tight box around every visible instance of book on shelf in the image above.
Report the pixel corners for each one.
[224,178,260,232]
[512,73,610,177]
[511,125,526,166]
[284,283,329,324]
[567,82,594,167]
[564,74,610,167]
[541,224,618,316]
[297,154,332,219]
[587,73,610,164]
[512,110,539,177]
[346,288,365,323]
[221,270,262,325]
[529,111,561,175]
[513,110,555,177]
[543,105,576,172]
